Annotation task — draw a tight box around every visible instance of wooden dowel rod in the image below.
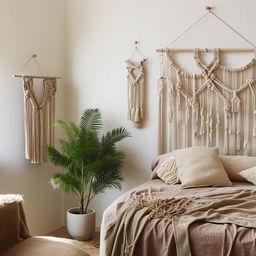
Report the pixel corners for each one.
[156,48,256,53]
[13,75,62,79]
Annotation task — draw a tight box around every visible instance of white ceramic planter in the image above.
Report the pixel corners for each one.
[67,207,96,241]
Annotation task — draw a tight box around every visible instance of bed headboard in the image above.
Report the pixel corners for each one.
[157,49,256,156]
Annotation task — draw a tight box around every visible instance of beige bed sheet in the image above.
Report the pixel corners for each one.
[100,180,256,256]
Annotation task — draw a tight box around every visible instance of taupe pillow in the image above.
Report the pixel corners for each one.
[219,155,256,182]
[156,156,179,185]
[174,147,232,188]
[239,167,256,185]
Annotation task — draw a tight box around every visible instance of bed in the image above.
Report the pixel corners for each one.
[100,149,256,256]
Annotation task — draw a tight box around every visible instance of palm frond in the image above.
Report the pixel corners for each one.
[50,173,82,196]
[55,120,79,142]
[79,109,102,131]
[91,168,123,195]
[45,145,70,168]
[101,127,130,152]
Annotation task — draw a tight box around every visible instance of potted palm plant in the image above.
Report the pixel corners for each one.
[45,108,130,240]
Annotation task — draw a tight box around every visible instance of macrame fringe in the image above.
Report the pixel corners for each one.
[158,49,256,155]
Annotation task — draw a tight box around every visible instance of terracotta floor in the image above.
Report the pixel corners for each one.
[47,227,100,256]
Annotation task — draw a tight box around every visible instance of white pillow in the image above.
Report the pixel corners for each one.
[239,167,256,185]
[174,147,232,188]
[219,155,256,182]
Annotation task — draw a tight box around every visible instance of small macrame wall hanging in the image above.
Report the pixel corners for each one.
[157,7,256,156]
[126,41,147,128]
[13,54,61,164]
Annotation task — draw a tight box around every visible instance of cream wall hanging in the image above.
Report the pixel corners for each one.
[126,41,148,128]
[13,54,61,164]
[157,7,256,156]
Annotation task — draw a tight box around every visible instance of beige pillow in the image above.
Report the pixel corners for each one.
[219,155,256,182]
[174,147,232,188]
[239,167,256,185]
[156,156,179,185]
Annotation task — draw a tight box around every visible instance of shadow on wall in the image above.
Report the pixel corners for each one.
[66,83,80,122]
[122,147,151,190]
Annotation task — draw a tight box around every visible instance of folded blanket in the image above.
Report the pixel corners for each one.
[105,193,256,256]
[0,194,30,253]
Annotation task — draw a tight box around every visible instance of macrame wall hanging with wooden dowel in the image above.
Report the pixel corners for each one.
[157,6,256,156]
[126,41,148,128]
[13,54,61,164]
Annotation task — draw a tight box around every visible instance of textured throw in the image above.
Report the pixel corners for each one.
[23,76,57,164]
[105,193,256,256]
[0,194,30,254]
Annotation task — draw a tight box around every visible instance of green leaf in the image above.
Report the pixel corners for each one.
[79,109,102,131]
[45,145,70,167]
[101,127,131,153]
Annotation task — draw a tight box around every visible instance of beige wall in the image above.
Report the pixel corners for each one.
[1,0,256,233]
[0,0,66,235]
[65,0,256,226]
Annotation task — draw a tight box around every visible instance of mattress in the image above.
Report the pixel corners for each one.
[100,180,256,256]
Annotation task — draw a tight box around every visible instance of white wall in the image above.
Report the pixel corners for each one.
[0,0,66,235]
[65,0,256,226]
[1,0,255,233]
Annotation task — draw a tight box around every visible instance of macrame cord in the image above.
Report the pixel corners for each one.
[157,7,256,155]
[14,55,59,164]
[126,41,147,128]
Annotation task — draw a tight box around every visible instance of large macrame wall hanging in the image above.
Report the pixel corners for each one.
[157,7,256,156]
[126,41,148,128]
[14,55,61,164]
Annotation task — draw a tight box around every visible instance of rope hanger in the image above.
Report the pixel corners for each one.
[156,6,256,53]
[13,54,61,79]
[129,41,148,61]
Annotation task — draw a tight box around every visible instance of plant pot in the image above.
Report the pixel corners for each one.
[67,207,96,241]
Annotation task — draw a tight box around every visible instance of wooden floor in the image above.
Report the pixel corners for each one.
[47,227,100,256]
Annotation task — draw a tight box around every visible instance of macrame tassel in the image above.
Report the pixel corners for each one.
[167,79,174,123]
[236,130,241,151]
[216,114,220,147]
[185,97,190,125]
[176,70,182,109]
[206,113,209,147]
[200,107,205,136]
[158,77,165,153]
[209,110,213,146]
[223,102,230,155]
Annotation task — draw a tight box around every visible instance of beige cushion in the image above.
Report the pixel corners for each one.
[156,156,179,184]
[174,147,232,188]
[219,155,256,182]
[239,167,256,185]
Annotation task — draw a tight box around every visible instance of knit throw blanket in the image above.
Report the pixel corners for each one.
[105,194,256,256]
[0,194,30,254]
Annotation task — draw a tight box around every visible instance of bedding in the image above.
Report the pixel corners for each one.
[173,147,232,188]
[100,180,256,256]
[151,152,256,183]
[239,167,256,185]
[156,155,178,184]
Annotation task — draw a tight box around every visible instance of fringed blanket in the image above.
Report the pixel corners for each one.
[105,193,256,256]
[0,194,30,254]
